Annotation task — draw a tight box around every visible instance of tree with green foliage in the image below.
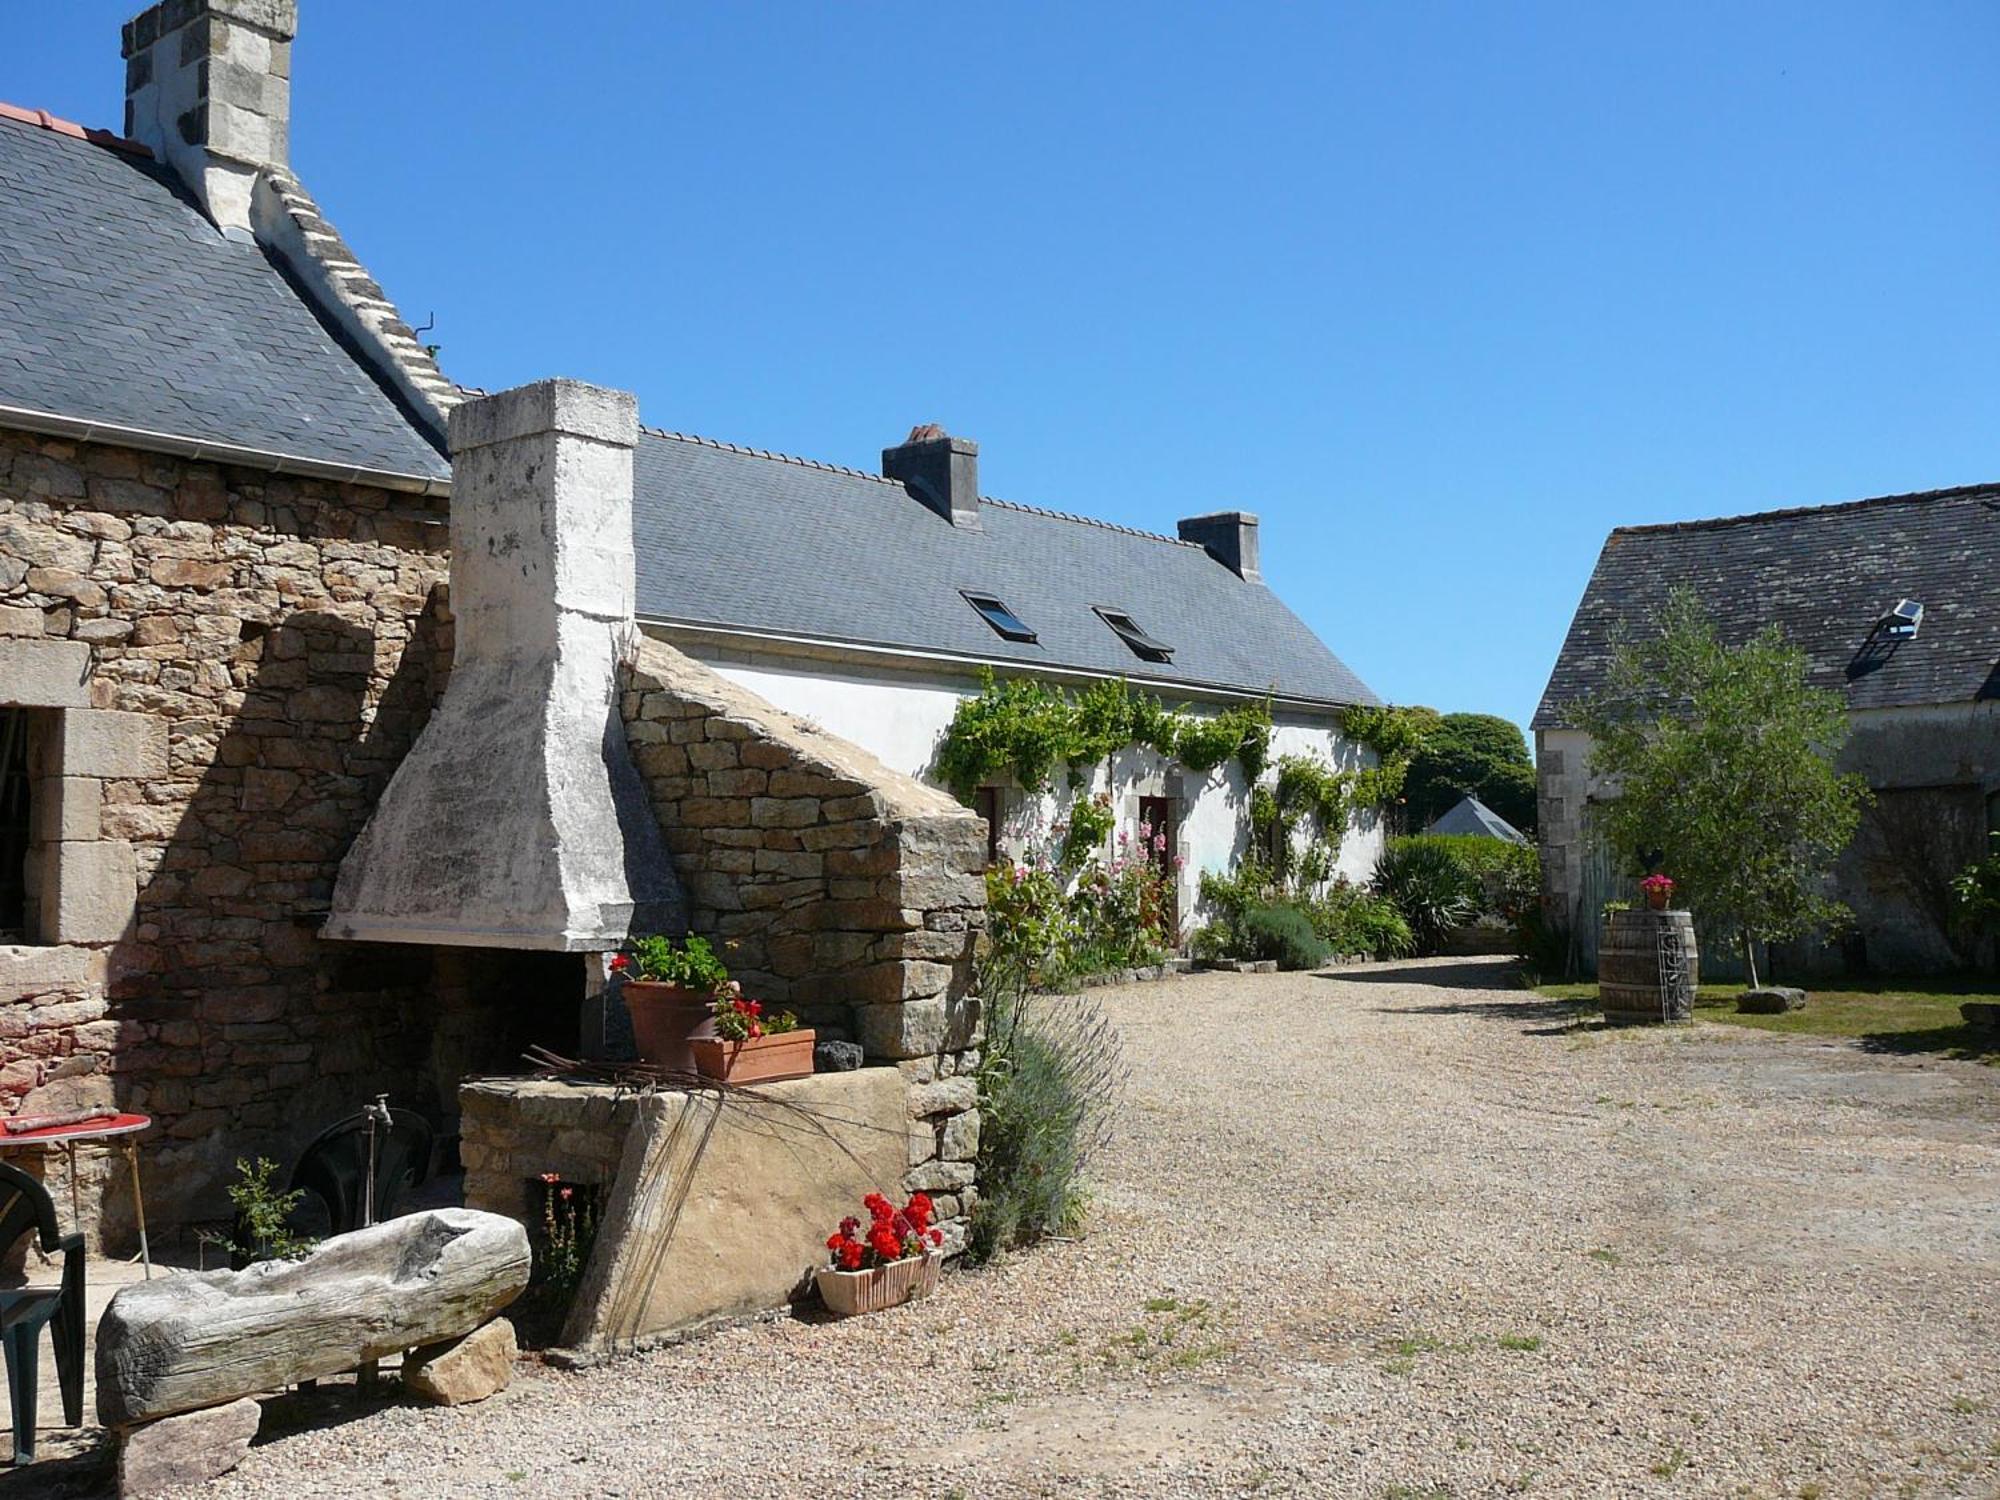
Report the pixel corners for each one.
[1577,588,1868,987]
[1403,712,1538,832]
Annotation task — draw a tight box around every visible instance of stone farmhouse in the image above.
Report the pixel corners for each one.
[1536,486,2000,977]
[0,1,1380,1248]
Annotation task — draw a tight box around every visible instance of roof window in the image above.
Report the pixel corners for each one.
[1094,607,1173,663]
[962,591,1037,643]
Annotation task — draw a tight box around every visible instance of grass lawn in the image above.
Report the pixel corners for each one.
[1535,978,2000,1065]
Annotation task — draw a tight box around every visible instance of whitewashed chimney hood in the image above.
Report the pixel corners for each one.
[325,379,684,950]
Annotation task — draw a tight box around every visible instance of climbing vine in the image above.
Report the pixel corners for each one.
[935,671,1273,802]
[1252,705,1437,879]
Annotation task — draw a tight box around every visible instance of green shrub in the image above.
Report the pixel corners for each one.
[1239,902,1332,970]
[1326,889,1416,959]
[970,985,1124,1262]
[1373,840,1480,955]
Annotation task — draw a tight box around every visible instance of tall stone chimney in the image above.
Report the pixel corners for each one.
[1178,511,1262,581]
[122,0,297,234]
[325,379,685,951]
[884,424,981,529]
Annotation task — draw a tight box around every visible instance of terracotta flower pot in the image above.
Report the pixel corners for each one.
[690,1028,816,1085]
[620,981,716,1071]
[814,1249,941,1317]
[1644,887,1670,911]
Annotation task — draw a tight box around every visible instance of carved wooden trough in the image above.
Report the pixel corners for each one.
[96,1208,530,1427]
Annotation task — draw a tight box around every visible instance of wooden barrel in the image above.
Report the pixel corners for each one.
[1597,909,1698,1025]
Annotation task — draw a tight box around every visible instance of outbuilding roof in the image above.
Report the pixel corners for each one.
[631,430,1379,709]
[1534,484,2000,729]
[1425,794,1528,844]
[0,108,447,484]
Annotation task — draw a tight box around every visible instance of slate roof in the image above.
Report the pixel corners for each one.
[631,430,1378,709]
[1426,794,1528,844]
[0,110,447,482]
[1534,484,2000,729]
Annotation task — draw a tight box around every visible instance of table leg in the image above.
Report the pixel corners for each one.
[123,1139,151,1279]
[65,1141,79,1239]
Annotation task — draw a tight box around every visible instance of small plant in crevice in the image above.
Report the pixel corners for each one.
[201,1156,316,1268]
[519,1173,599,1340]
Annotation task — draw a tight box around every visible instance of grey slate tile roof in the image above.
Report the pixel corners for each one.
[0,114,447,482]
[1426,794,1528,844]
[632,431,1378,709]
[1534,484,2000,729]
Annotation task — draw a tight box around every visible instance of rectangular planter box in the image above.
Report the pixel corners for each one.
[813,1249,941,1317]
[690,1028,816,1085]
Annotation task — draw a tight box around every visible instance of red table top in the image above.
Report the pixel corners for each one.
[0,1112,150,1147]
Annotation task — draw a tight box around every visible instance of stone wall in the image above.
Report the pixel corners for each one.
[0,426,512,1242]
[1538,702,2000,977]
[619,635,987,1229]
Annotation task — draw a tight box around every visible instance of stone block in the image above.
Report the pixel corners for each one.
[814,1039,864,1072]
[31,777,101,842]
[564,1068,908,1349]
[0,944,94,1002]
[941,1108,981,1162]
[907,1077,978,1118]
[1737,987,1807,1015]
[403,1317,517,1406]
[48,839,138,943]
[0,637,91,708]
[903,1159,976,1193]
[856,993,982,1060]
[59,709,168,778]
[116,1396,261,1497]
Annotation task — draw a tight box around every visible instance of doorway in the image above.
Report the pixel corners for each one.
[1138,795,1180,946]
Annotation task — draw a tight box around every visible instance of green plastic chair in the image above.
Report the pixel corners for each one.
[0,1160,84,1464]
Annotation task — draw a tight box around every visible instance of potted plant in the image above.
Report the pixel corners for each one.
[815,1191,945,1317]
[611,934,733,1071]
[689,996,815,1084]
[1640,873,1675,911]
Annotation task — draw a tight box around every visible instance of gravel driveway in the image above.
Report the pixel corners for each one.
[53,959,2000,1498]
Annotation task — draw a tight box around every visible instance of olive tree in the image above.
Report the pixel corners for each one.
[1577,589,1868,987]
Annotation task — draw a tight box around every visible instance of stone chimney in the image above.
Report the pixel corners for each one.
[884,424,980,529]
[122,0,296,234]
[325,379,684,951]
[1178,511,1262,581]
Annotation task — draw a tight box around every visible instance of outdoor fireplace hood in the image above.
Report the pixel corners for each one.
[325,379,684,951]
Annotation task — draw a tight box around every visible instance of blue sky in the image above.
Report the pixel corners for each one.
[7,4,1998,742]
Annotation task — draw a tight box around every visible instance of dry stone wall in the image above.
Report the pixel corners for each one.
[0,426,510,1242]
[619,636,987,1232]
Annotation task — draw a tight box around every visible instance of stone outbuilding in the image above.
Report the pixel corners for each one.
[1535,485,2000,976]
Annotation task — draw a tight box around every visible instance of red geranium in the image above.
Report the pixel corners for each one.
[825,1190,947,1272]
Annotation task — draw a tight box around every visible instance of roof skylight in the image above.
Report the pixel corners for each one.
[1094,606,1173,662]
[962,591,1038,643]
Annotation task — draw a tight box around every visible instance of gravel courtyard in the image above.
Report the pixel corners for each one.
[45,959,2000,1498]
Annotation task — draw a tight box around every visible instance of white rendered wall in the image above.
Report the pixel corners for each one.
[661,637,1381,940]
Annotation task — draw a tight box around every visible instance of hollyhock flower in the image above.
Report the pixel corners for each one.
[1152,834,1167,854]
